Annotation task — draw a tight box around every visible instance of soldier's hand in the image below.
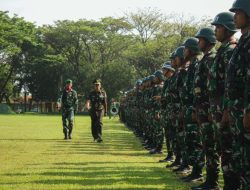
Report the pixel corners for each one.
[104,112,107,117]
[192,110,197,122]
[243,113,250,133]
[221,109,229,126]
[155,113,160,120]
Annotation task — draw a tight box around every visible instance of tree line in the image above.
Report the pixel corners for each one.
[0,8,211,104]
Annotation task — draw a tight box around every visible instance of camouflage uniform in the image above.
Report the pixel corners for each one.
[182,56,203,179]
[58,80,78,140]
[210,11,239,190]
[226,31,250,189]
[87,81,107,141]
[193,29,218,188]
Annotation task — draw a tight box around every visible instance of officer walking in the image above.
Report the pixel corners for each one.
[57,79,78,140]
[85,79,107,142]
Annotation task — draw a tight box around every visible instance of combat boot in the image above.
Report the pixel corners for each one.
[64,132,68,140]
[159,154,174,163]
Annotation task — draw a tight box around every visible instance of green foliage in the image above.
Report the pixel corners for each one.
[0,9,212,102]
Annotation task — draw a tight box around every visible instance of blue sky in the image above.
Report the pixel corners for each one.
[0,0,236,26]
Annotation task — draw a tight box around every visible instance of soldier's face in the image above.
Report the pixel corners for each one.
[198,38,207,52]
[174,57,182,68]
[95,83,101,91]
[184,48,190,59]
[215,25,225,42]
[234,10,249,29]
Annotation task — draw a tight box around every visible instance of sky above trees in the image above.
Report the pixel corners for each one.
[1,0,235,26]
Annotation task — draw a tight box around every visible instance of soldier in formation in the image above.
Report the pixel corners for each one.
[119,0,250,189]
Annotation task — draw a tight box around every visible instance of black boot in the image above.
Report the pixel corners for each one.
[64,132,68,140]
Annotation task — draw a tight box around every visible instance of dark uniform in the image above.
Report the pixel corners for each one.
[86,79,107,142]
[58,79,78,140]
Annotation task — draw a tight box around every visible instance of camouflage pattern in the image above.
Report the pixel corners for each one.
[182,56,203,176]
[226,31,250,189]
[58,88,78,139]
[209,39,238,189]
[194,47,218,186]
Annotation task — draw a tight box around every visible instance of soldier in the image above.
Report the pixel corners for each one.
[149,70,165,154]
[158,62,176,162]
[85,79,107,143]
[181,37,203,182]
[57,79,78,140]
[192,28,218,190]
[171,46,192,174]
[227,0,250,189]
[210,12,238,190]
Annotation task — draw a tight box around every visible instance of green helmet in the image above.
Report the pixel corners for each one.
[169,52,176,59]
[148,75,155,81]
[195,27,216,44]
[174,46,185,59]
[65,79,72,84]
[230,0,250,17]
[183,37,200,53]
[154,70,165,81]
[135,79,142,86]
[162,61,175,72]
[211,12,237,32]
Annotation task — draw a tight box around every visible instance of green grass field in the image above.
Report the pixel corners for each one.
[0,114,210,190]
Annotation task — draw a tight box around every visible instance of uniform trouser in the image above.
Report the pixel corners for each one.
[176,112,188,166]
[172,114,181,162]
[230,108,250,189]
[153,116,163,150]
[62,109,74,136]
[162,115,174,157]
[210,96,239,190]
[184,107,203,173]
[90,109,103,140]
[197,101,219,186]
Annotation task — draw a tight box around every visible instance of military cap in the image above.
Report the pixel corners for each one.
[195,27,216,44]
[174,46,185,59]
[154,70,165,81]
[65,79,72,84]
[230,0,250,17]
[183,37,200,53]
[211,12,237,32]
[162,62,175,72]
[93,79,101,84]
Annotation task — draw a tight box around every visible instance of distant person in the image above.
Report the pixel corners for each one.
[57,79,78,140]
[85,79,107,142]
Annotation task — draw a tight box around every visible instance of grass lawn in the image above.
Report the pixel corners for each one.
[0,114,216,190]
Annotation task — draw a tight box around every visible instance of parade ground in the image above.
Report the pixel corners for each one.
[0,114,221,190]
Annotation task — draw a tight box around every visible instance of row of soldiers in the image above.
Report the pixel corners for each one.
[120,0,250,189]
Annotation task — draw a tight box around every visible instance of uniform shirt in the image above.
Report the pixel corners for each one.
[193,48,217,106]
[59,88,78,111]
[182,57,200,108]
[208,40,236,97]
[226,31,250,113]
[87,90,107,111]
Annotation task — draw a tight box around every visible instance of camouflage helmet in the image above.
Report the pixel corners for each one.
[162,61,175,72]
[153,70,165,81]
[183,37,200,53]
[195,27,216,44]
[169,52,176,59]
[65,79,72,84]
[230,0,250,17]
[211,12,237,32]
[135,79,142,86]
[148,75,155,81]
[174,46,185,59]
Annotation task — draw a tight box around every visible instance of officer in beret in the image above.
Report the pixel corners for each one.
[85,79,107,142]
[57,79,78,140]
